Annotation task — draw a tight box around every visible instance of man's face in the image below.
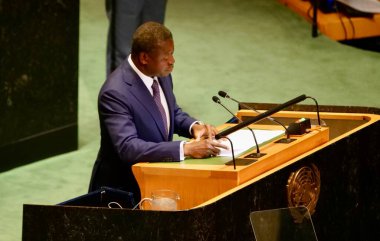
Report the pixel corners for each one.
[145,39,175,77]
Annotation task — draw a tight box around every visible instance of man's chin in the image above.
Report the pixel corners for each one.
[158,71,172,77]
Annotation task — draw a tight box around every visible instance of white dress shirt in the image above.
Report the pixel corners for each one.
[128,55,200,160]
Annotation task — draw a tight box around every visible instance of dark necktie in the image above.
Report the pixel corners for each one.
[152,79,168,137]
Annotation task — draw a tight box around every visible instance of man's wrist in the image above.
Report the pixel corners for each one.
[189,121,203,136]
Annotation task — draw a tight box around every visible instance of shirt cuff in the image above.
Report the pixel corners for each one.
[180,141,185,161]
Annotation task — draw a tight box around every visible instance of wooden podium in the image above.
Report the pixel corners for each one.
[133,123,329,210]
[22,104,380,241]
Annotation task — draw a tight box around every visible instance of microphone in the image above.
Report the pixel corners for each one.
[212,96,266,158]
[215,94,307,140]
[212,96,237,121]
[218,90,291,139]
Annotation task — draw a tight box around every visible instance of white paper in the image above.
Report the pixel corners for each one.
[336,0,380,13]
[218,129,285,157]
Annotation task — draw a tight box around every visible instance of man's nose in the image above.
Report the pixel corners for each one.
[169,55,175,65]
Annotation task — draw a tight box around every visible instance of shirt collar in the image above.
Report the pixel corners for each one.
[128,54,155,94]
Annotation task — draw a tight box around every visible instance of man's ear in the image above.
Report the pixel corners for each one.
[139,52,149,65]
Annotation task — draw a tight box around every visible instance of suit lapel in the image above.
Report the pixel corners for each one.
[122,62,168,140]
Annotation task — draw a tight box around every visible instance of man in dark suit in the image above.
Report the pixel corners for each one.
[89,22,226,202]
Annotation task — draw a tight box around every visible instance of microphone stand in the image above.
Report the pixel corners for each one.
[245,130,266,158]
[218,91,292,140]
[223,136,236,170]
[212,96,265,158]
[312,0,319,37]
[215,95,307,140]
[220,92,324,141]
[306,96,322,126]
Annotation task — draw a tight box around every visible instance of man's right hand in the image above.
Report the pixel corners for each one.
[184,138,228,159]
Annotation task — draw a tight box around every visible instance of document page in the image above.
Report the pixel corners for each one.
[336,0,380,13]
[218,129,285,157]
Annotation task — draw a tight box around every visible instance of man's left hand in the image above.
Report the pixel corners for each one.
[192,123,218,141]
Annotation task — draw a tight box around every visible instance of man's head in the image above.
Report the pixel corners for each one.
[131,22,175,77]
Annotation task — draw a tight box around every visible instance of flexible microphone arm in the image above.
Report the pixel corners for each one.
[215,94,307,140]
[306,96,321,126]
[212,96,238,121]
[218,91,290,138]
[224,136,236,170]
[212,96,261,155]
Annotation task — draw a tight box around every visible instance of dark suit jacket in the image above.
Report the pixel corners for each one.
[89,60,196,201]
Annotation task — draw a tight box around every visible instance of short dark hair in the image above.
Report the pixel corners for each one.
[131,22,173,55]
